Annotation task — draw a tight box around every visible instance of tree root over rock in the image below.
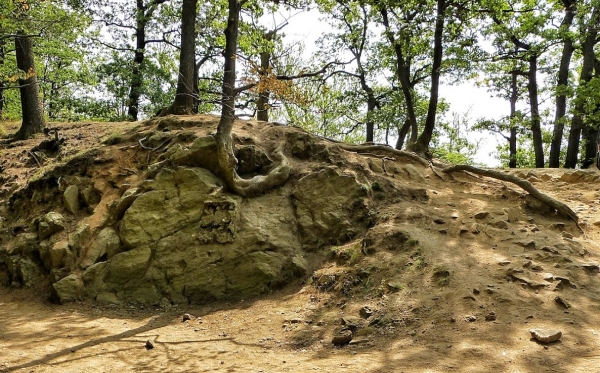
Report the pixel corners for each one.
[216,135,291,198]
[331,142,579,227]
[335,143,429,167]
[440,164,580,226]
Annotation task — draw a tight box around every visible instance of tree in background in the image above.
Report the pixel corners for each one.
[160,0,197,116]
[4,0,46,140]
[564,1,600,168]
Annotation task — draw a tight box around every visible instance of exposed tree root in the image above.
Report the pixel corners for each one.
[215,135,291,198]
[441,164,580,226]
[335,143,429,167]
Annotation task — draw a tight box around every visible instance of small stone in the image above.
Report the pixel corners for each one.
[492,220,510,229]
[529,328,562,343]
[473,288,480,295]
[145,340,154,349]
[182,313,193,322]
[474,212,489,219]
[561,231,573,239]
[348,338,370,346]
[332,330,353,346]
[434,218,446,224]
[439,229,448,234]
[359,306,373,319]
[498,260,511,266]
[580,263,600,273]
[451,211,459,219]
[63,185,80,214]
[465,315,477,322]
[554,296,571,309]
[485,312,496,321]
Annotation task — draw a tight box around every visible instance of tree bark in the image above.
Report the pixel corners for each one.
[527,55,544,168]
[14,33,45,140]
[564,6,599,168]
[549,1,575,168]
[411,0,446,155]
[162,0,197,116]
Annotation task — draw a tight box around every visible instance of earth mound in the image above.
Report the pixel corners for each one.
[1,115,600,372]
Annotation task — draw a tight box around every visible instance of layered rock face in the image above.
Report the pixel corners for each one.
[0,129,378,305]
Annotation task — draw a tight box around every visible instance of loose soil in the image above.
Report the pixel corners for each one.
[1,117,600,372]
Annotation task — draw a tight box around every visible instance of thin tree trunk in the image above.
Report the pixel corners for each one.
[527,55,544,168]
[396,119,411,149]
[549,1,575,167]
[256,50,271,121]
[509,71,518,168]
[380,6,419,145]
[0,38,5,118]
[127,0,147,121]
[162,0,197,116]
[14,33,45,140]
[357,60,377,142]
[564,6,599,168]
[412,0,445,155]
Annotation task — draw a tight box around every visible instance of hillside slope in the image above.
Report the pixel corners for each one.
[1,115,600,372]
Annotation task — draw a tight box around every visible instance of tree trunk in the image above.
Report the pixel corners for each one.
[380,6,419,145]
[256,50,271,121]
[215,0,290,197]
[126,0,147,121]
[14,33,45,140]
[527,55,544,168]
[411,0,445,155]
[564,6,599,168]
[163,0,197,116]
[356,58,377,142]
[549,2,575,167]
[509,71,518,168]
[193,56,200,114]
[0,38,5,119]
[396,119,411,149]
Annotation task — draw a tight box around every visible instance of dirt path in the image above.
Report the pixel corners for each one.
[2,279,600,373]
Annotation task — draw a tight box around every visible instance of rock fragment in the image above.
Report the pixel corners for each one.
[530,329,562,343]
[485,312,496,321]
[474,212,489,219]
[332,330,353,346]
[554,296,571,309]
[359,306,373,319]
[63,185,80,214]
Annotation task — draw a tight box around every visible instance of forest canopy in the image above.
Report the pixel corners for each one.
[0,0,598,168]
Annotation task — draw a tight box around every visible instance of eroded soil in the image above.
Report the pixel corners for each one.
[2,117,600,372]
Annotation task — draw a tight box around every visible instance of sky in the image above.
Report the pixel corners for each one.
[270,8,510,166]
